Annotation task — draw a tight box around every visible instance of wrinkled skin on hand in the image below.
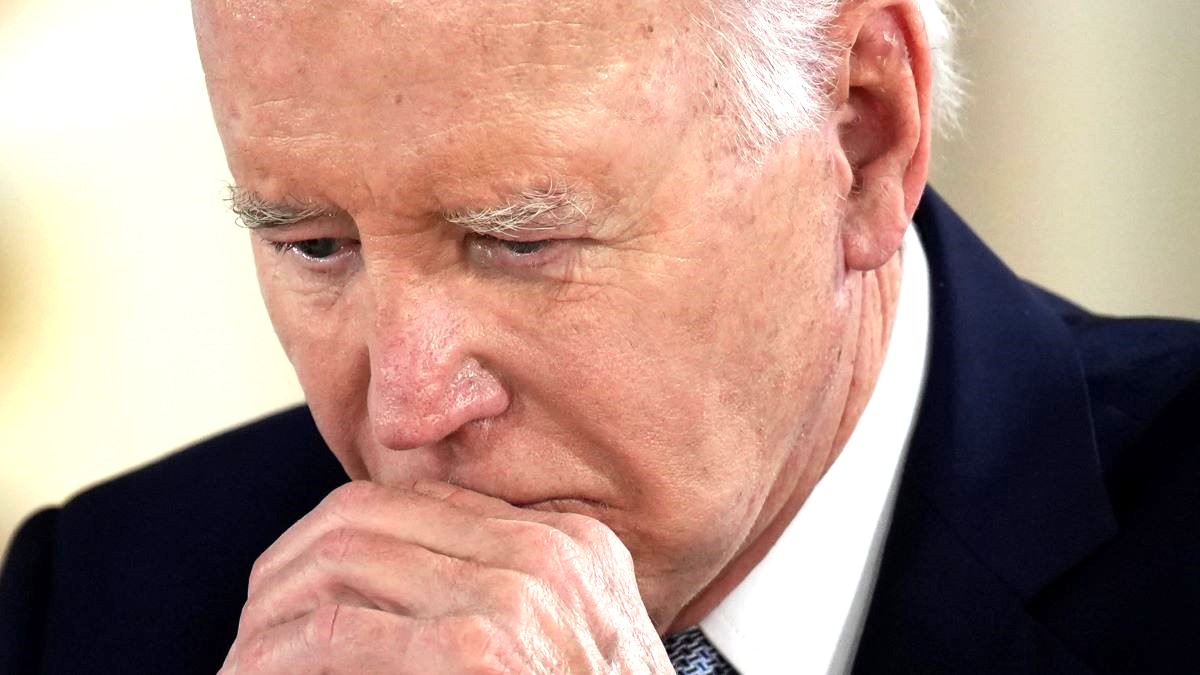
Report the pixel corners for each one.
[221,481,673,673]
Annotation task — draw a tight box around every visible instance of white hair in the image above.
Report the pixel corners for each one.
[691,0,964,154]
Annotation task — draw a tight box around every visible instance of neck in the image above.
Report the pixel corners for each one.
[665,250,905,633]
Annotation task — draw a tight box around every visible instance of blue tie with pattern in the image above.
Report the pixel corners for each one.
[663,626,738,674]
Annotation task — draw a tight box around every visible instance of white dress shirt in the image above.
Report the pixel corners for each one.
[698,226,932,675]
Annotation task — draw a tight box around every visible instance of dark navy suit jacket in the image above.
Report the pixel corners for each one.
[3,191,1199,673]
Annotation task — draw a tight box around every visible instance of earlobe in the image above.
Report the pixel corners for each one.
[830,1,932,272]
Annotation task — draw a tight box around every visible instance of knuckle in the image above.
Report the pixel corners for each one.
[304,603,351,653]
[513,524,581,583]
[525,523,579,562]
[563,514,616,547]
[439,616,513,675]
[231,631,274,672]
[323,480,379,516]
[567,516,630,562]
[493,571,544,617]
[246,554,276,595]
[304,604,338,652]
[236,595,266,636]
[311,527,360,566]
[453,614,495,652]
[306,603,401,655]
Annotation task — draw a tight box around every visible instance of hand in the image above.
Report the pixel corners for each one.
[220,480,674,673]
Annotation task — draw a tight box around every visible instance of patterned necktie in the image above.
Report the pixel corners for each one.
[663,626,738,675]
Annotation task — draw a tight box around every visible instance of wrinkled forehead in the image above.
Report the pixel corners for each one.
[196,0,667,78]
[193,0,693,165]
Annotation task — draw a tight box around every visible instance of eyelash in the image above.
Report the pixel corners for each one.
[270,238,356,263]
[267,235,562,270]
[466,235,560,269]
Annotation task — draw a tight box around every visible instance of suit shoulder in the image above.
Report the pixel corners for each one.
[53,405,348,572]
[1059,311,1200,459]
[1070,312,1200,403]
[0,508,59,673]
[65,405,342,521]
[32,407,347,672]
[1025,283,1200,430]
[1029,317,1200,673]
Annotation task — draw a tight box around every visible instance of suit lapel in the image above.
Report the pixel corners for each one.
[854,190,1117,673]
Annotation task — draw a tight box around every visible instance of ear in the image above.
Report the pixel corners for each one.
[828,0,932,272]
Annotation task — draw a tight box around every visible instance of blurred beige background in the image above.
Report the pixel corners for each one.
[3,1,1199,549]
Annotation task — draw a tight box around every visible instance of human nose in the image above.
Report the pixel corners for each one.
[366,291,509,451]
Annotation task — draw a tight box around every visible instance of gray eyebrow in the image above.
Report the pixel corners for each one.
[224,184,332,229]
[443,183,591,236]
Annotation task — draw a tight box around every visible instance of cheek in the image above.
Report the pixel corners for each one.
[253,245,369,464]
[517,258,794,510]
[515,317,762,568]
[618,211,843,503]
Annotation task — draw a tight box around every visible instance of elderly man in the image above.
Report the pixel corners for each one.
[3,0,1199,672]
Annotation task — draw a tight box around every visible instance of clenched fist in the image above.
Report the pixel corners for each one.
[220,480,674,673]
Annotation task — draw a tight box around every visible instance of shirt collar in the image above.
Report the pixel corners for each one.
[699,226,932,675]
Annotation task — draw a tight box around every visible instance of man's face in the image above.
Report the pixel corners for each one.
[196,0,854,625]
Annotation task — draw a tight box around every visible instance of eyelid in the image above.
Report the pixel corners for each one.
[465,223,561,241]
[268,237,360,272]
[271,238,344,255]
[466,233,565,270]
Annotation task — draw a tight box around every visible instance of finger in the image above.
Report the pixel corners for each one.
[241,529,504,636]
[410,479,529,516]
[250,482,622,590]
[412,480,629,557]
[249,482,494,585]
[412,479,608,534]
[223,605,518,675]
[409,481,637,604]
[222,604,420,675]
